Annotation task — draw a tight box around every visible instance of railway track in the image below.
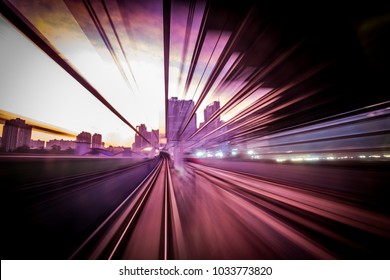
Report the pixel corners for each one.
[70,156,183,259]
[4,155,389,259]
[9,159,156,199]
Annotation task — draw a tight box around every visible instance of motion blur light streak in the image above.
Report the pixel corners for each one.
[0,109,76,138]
[1,0,390,260]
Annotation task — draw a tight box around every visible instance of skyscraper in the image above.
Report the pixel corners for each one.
[134,124,147,150]
[75,131,92,154]
[92,133,102,148]
[132,124,158,151]
[76,131,92,144]
[167,97,197,142]
[203,100,221,133]
[151,129,159,148]
[204,101,220,123]
[1,118,32,152]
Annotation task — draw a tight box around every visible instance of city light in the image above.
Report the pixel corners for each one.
[215,151,224,158]
[195,151,204,157]
[291,157,304,162]
[304,157,320,161]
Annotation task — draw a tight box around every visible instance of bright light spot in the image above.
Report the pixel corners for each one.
[338,156,348,159]
[359,155,366,159]
[247,150,254,155]
[231,151,237,156]
[207,153,213,158]
[304,157,319,161]
[369,155,381,158]
[196,151,204,157]
[326,156,335,160]
[291,157,303,161]
[276,158,286,162]
[384,154,390,158]
[215,151,224,158]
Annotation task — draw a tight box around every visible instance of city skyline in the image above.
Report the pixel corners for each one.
[0,95,225,152]
[1,117,125,152]
[2,117,168,152]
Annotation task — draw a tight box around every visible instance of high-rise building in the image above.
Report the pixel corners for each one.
[75,131,92,154]
[134,124,147,150]
[1,118,32,152]
[204,101,220,123]
[132,124,157,151]
[92,133,102,148]
[76,131,92,145]
[203,100,221,133]
[167,97,197,142]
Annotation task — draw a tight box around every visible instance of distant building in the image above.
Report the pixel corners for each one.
[107,145,124,155]
[75,131,104,155]
[134,124,148,150]
[30,139,45,150]
[203,101,220,126]
[92,133,102,148]
[76,131,92,145]
[133,124,159,151]
[167,97,197,169]
[204,101,220,123]
[46,139,75,150]
[167,97,197,142]
[194,100,222,139]
[1,118,32,152]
